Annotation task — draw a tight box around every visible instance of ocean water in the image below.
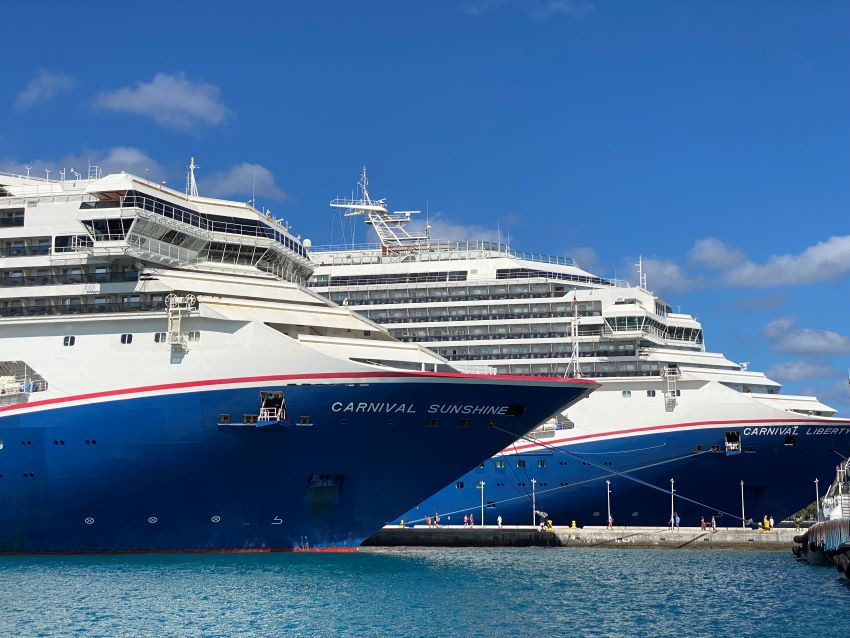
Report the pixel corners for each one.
[0,548,845,637]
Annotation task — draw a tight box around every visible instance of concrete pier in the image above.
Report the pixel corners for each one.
[363,525,798,550]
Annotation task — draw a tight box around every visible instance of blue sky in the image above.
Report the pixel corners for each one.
[3,0,849,409]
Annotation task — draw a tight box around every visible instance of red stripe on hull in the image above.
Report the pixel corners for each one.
[0,369,593,416]
[508,417,850,452]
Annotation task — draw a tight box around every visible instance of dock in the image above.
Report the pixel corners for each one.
[363,525,798,549]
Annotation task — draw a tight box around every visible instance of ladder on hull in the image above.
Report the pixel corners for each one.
[661,364,680,411]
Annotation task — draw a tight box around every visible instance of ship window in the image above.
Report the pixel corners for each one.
[487,501,496,508]
[154,332,167,343]
[220,414,232,424]
[456,481,464,489]
[428,419,440,428]
[298,416,312,425]
[784,436,796,447]
[120,333,133,344]
[495,460,505,469]
[516,460,526,468]
[622,390,631,398]
[646,390,656,397]
[537,459,547,469]
[187,331,201,342]
[458,419,470,428]
[63,336,75,346]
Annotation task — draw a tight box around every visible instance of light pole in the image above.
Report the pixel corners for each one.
[670,479,675,529]
[531,478,537,526]
[740,480,745,529]
[480,481,486,527]
[815,478,820,522]
[606,480,612,528]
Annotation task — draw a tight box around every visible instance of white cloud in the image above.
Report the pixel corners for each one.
[762,316,850,356]
[0,147,165,182]
[640,257,694,294]
[462,0,592,19]
[411,211,502,243]
[15,71,76,109]
[689,238,746,270]
[94,73,229,130]
[800,379,850,411]
[766,361,837,383]
[723,235,850,287]
[567,246,599,271]
[202,163,287,202]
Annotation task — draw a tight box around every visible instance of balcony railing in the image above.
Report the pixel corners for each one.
[0,271,139,288]
[0,300,165,318]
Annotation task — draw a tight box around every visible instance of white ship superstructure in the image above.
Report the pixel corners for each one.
[0,163,593,551]
[308,170,850,525]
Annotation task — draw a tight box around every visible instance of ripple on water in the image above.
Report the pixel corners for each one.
[0,548,845,637]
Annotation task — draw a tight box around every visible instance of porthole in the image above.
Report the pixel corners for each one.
[147,516,158,524]
[632,512,639,517]
[457,419,470,428]
[120,333,133,345]
[210,515,221,523]
[63,336,76,347]
[427,419,439,428]
[592,511,600,517]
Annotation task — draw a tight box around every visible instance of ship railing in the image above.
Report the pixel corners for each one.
[0,270,139,288]
[120,195,305,252]
[452,363,498,375]
[310,240,580,268]
[0,300,165,318]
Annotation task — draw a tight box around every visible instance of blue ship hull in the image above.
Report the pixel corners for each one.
[403,422,850,528]
[0,372,591,552]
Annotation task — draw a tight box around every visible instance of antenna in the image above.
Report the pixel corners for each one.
[636,256,647,290]
[251,163,256,210]
[329,167,431,253]
[185,157,199,197]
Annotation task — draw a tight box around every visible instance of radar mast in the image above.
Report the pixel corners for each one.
[330,167,431,253]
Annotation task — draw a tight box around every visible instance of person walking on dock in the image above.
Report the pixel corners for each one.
[426,515,432,528]
[769,515,775,531]
[674,512,680,530]
[710,515,716,531]
[497,515,503,529]
[469,513,474,527]
[463,514,469,527]
[434,512,440,528]
[700,516,706,531]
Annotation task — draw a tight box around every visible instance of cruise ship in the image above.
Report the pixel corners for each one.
[0,163,594,552]
[309,170,850,527]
